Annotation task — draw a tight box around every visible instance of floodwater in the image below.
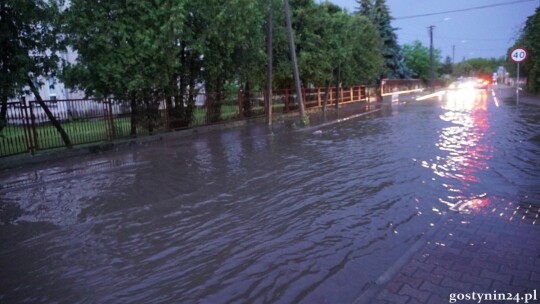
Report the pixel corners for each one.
[1,87,539,303]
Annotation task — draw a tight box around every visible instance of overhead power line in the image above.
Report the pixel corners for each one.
[398,33,510,41]
[395,0,536,20]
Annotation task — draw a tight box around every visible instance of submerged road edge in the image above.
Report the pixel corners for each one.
[351,213,452,304]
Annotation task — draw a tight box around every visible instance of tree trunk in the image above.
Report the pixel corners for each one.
[185,52,198,125]
[243,80,252,117]
[177,41,187,122]
[165,95,173,129]
[26,78,72,147]
[179,41,187,107]
[0,95,7,134]
[130,94,138,137]
[210,77,224,123]
[266,0,273,125]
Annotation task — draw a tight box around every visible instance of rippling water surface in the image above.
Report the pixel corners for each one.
[1,87,539,303]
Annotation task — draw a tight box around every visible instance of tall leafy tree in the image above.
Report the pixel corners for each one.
[272,0,382,88]
[360,0,410,79]
[190,0,265,122]
[454,60,473,77]
[356,0,373,17]
[63,0,186,135]
[341,14,384,85]
[0,0,71,145]
[453,57,503,78]
[463,58,499,77]
[402,40,440,81]
[272,0,333,88]
[519,6,540,92]
[439,56,453,76]
[294,0,331,86]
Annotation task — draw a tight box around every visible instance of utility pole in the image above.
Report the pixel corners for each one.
[266,0,273,125]
[283,0,306,123]
[452,44,455,76]
[428,25,435,93]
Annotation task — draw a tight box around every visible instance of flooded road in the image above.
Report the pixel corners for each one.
[1,87,539,303]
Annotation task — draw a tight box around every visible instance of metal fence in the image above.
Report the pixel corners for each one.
[0,85,375,157]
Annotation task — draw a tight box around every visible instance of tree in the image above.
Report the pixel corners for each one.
[63,0,186,135]
[454,60,473,77]
[453,57,503,79]
[61,0,388,132]
[368,0,410,79]
[439,56,453,76]
[402,40,440,82]
[272,1,383,88]
[267,0,326,96]
[188,0,266,122]
[340,14,384,85]
[519,6,540,92]
[356,0,373,17]
[0,0,71,146]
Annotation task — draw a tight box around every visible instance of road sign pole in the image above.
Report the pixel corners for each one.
[510,47,527,105]
[516,62,520,104]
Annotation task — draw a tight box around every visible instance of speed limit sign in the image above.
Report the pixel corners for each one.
[511,47,527,104]
[510,48,528,63]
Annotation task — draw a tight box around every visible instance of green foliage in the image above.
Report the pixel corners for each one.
[63,0,185,98]
[340,14,385,85]
[0,0,63,100]
[360,0,410,79]
[356,0,373,17]
[453,57,504,78]
[402,40,441,81]
[63,0,190,133]
[191,0,266,121]
[439,56,453,76]
[60,0,387,127]
[273,0,384,88]
[519,6,540,92]
[301,114,310,126]
[0,0,72,145]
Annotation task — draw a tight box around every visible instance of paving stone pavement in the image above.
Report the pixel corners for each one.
[369,201,540,304]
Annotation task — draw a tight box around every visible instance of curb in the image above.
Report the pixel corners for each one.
[0,92,426,171]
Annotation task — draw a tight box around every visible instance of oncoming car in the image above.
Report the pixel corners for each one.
[475,78,491,90]
[448,77,490,90]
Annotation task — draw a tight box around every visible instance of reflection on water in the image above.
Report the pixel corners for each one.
[1,90,539,303]
[0,154,142,225]
[432,89,493,213]
[426,88,540,223]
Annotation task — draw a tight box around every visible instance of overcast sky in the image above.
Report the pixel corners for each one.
[328,0,538,62]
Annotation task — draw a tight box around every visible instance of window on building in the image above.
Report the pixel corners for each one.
[48,78,57,101]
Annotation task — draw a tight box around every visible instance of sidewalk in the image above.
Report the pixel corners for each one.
[519,91,540,107]
[496,84,540,106]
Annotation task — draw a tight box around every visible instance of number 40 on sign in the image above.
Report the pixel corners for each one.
[510,48,527,63]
